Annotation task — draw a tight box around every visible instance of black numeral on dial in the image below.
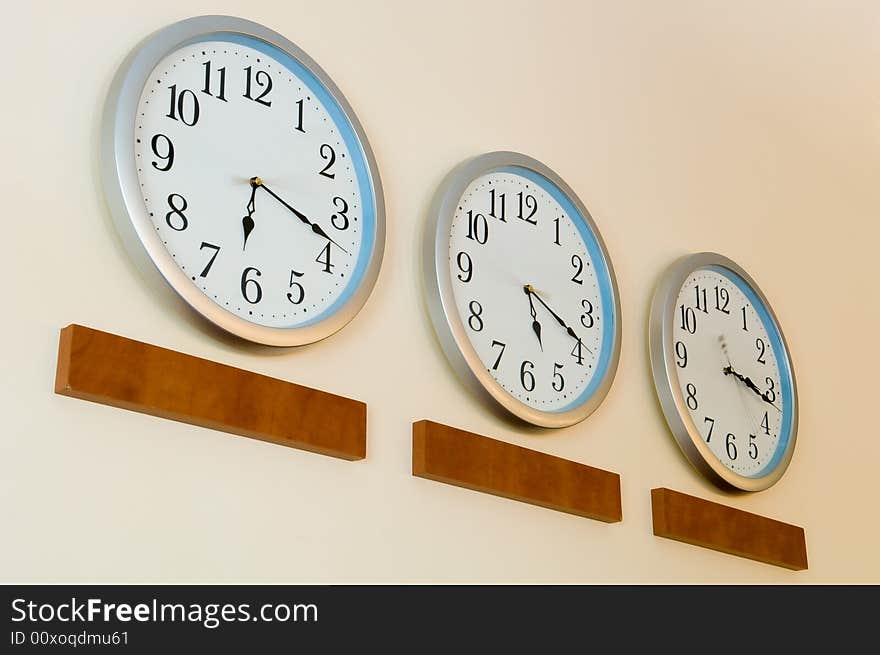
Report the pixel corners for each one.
[150,134,174,172]
[552,363,565,391]
[331,196,350,230]
[715,286,730,314]
[467,300,483,331]
[674,340,688,368]
[490,340,506,370]
[165,193,189,231]
[679,304,697,334]
[315,243,334,274]
[466,210,489,244]
[571,255,584,285]
[748,434,758,459]
[704,416,715,442]
[287,270,305,304]
[201,61,227,101]
[516,192,537,224]
[756,337,767,364]
[488,188,506,222]
[580,299,594,328]
[456,252,473,283]
[166,85,199,126]
[685,383,698,410]
[198,242,220,277]
[240,267,263,304]
[726,433,737,460]
[520,360,536,392]
[570,339,585,365]
[294,98,305,133]
[243,67,273,106]
[319,144,336,179]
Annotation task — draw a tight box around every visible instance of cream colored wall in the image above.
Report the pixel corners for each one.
[2,0,878,582]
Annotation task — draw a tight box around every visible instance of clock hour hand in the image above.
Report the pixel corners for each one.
[523,286,543,350]
[242,181,258,250]
[723,365,781,412]
[250,177,349,254]
[525,285,593,355]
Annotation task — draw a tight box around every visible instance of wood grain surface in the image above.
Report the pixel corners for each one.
[412,420,622,522]
[651,487,808,570]
[54,324,366,460]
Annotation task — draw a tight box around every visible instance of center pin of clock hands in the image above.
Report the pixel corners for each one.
[719,335,780,412]
[247,176,349,254]
[524,285,593,355]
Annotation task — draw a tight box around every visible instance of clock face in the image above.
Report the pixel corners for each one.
[426,154,620,427]
[105,18,383,345]
[650,254,797,491]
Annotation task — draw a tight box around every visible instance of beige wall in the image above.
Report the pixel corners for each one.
[3,0,878,582]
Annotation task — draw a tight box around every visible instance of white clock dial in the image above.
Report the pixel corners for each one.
[450,171,604,410]
[426,153,621,428]
[672,267,784,476]
[104,17,384,345]
[650,254,798,491]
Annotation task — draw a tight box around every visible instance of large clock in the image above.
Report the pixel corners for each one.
[424,152,621,428]
[649,252,798,491]
[102,15,385,346]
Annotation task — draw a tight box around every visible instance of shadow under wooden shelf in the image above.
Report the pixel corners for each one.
[54,324,366,460]
[412,420,622,523]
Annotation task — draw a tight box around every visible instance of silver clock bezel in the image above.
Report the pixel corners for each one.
[101,15,385,346]
[423,151,622,428]
[648,252,799,491]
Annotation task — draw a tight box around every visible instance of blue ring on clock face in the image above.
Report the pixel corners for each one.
[180,32,377,329]
[707,265,794,477]
[497,165,616,413]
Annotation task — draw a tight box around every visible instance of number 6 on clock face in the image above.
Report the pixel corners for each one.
[424,152,622,428]
[103,16,385,346]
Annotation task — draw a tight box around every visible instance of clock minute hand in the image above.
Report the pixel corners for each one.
[525,285,594,355]
[251,177,349,254]
[745,374,782,412]
[723,365,781,412]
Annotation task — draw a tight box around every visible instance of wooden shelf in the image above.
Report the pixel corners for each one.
[651,488,808,570]
[54,324,366,460]
[412,420,622,522]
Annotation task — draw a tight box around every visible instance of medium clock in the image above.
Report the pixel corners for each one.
[649,253,798,491]
[102,15,385,346]
[424,152,621,428]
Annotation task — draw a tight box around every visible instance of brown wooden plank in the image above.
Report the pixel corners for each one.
[651,488,807,570]
[412,420,622,522]
[54,324,366,460]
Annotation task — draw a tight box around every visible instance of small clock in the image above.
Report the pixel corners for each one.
[649,253,798,491]
[102,16,385,346]
[424,152,621,428]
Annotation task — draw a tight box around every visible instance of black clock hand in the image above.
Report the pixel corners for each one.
[723,365,781,412]
[250,177,349,254]
[525,285,594,354]
[746,374,782,412]
[242,182,258,250]
[523,286,543,350]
